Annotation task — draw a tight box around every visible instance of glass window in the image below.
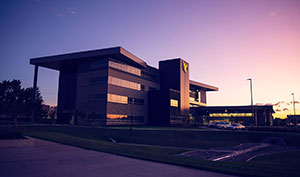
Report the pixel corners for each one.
[107,114,128,119]
[108,76,141,91]
[128,97,144,106]
[109,61,141,76]
[89,94,106,102]
[107,93,128,104]
[89,77,106,85]
[141,85,145,91]
[170,99,178,107]
[90,60,106,70]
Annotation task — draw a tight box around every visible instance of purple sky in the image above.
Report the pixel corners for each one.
[1,0,299,118]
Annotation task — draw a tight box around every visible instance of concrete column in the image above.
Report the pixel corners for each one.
[32,65,39,123]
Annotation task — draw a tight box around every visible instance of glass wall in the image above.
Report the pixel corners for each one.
[109,60,141,76]
[88,94,106,102]
[90,60,107,70]
[108,76,141,91]
[89,77,106,85]
[107,93,128,104]
[107,114,128,119]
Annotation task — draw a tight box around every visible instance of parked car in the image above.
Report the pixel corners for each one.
[207,122,221,128]
[226,123,245,130]
[216,122,230,129]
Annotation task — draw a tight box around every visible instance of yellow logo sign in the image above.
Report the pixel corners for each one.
[182,61,188,73]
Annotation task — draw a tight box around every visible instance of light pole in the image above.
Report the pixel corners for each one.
[247,78,255,126]
[131,98,135,131]
[292,93,296,125]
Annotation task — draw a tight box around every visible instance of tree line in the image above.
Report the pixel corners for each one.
[0,79,45,127]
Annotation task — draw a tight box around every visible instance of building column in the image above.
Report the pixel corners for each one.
[32,65,39,123]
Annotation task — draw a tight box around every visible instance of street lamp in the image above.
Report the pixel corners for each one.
[131,98,135,131]
[292,93,296,124]
[247,78,255,126]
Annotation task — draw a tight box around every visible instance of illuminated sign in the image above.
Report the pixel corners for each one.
[182,61,188,73]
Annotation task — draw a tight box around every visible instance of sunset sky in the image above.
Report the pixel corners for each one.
[0,0,299,118]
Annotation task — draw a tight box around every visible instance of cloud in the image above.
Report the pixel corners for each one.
[269,10,278,17]
[283,108,289,111]
[56,13,64,17]
[50,7,77,18]
[67,8,77,15]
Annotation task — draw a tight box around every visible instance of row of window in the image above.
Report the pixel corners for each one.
[209,113,253,117]
[107,93,128,104]
[108,76,141,91]
[89,60,157,83]
[86,114,144,122]
[89,77,106,85]
[141,70,157,81]
[109,60,141,76]
[89,60,107,70]
[106,114,144,122]
[108,93,144,105]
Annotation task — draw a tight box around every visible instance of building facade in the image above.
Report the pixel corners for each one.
[30,47,218,126]
[30,46,274,126]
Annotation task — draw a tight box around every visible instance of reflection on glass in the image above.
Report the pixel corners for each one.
[108,76,141,91]
[107,114,128,119]
[109,61,141,76]
[209,113,253,117]
[89,77,106,85]
[107,94,128,104]
[170,99,179,107]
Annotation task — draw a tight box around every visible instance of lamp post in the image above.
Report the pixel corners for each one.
[131,98,135,131]
[247,78,255,126]
[292,93,296,125]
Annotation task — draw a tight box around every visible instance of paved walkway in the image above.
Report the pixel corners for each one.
[0,138,237,177]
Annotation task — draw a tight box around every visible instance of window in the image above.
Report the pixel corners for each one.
[89,94,106,102]
[128,97,144,106]
[170,99,178,107]
[141,85,145,91]
[89,60,106,70]
[149,87,157,91]
[109,61,141,76]
[107,114,128,119]
[108,76,141,91]
[141,71,157,81]
[87,113,104,121]
[209,113,253,117]
[89,77,106,85]
[107,94,128,104]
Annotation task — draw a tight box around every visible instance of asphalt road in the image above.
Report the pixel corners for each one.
[0,138,237,177]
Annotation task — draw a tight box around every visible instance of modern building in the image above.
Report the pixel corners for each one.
[191,105,274,126]
[30,46,274,126]
[30,47,218,126]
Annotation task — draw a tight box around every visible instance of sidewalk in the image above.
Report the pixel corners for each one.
[0,138,237,177]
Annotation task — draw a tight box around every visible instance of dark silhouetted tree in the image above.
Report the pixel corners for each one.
[0,79,44,127]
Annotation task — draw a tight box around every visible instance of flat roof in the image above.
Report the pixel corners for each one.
[30,46,147,70]
[190,80,218,91]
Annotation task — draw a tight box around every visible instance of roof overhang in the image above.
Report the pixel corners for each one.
[190,80,218,91]
[30,46,147,70]
[194,105,275,113]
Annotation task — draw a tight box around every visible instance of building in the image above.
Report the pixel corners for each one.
[30,46,274,126]
[30,47,218,126]
[287,115,300,126]
[191,105,274,126]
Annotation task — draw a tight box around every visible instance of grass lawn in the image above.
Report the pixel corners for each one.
[18,125,300,177]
